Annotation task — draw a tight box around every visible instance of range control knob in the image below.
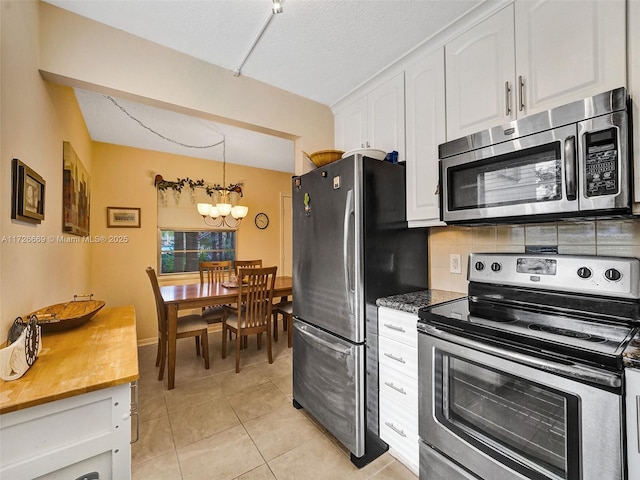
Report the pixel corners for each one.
[577,267,592,279]
[604,268,622,282]
[491,262,502,272]
[475,261,485,271]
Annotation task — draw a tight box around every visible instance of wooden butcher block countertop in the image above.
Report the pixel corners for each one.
[0,305,139,415]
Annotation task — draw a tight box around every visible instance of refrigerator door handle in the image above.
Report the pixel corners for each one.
[343,189,355,315]
[297,323,353,355]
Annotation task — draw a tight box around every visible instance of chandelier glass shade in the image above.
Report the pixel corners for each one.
[197,198,248,228]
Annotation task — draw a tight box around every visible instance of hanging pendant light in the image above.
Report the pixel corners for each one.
[197,140,248,228]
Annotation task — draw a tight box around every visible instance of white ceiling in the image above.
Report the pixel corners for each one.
[44,0,483,172]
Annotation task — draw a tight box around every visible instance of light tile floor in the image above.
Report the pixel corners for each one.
[132,327,418,480]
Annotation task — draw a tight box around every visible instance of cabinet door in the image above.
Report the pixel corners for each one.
[335,96,367,152]
[367,72,405,161]
[405,48,446,227]
[515,0,626,117]
[626,369,640,479]
[445,5,515,140]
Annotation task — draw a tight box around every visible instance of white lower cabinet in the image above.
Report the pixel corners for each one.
[378,306,419,474]
[626,368,640,479]
[0,383,135,480]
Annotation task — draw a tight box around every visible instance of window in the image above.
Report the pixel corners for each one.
[159,229,236,274]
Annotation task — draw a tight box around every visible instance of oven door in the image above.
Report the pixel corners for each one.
[418,328,623,480]
[440,124,578,224]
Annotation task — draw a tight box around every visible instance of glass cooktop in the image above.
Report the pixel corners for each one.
[419,297,638,366]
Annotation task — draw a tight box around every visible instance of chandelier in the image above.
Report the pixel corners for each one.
[197,145,248,228]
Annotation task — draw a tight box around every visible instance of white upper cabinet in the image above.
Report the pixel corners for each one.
[335,72,405,161]
[335,96,367,153]
[445,5,516,140]
[446,0,626,141]
[405,48,446,227]
[515,0,626,116]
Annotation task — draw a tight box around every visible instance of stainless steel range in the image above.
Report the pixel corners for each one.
[417,253,640,480]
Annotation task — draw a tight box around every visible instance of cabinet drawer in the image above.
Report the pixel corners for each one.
[379,392,419,467]
[378,307,418,348]
[379,364,418,412]
[379,336,417,378]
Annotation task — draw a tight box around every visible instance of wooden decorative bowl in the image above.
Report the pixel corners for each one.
[25,298,106,333]
[303,150,345,168]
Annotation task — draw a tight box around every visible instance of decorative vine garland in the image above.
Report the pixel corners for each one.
[154,175,243,197]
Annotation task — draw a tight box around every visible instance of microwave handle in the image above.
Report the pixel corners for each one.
[564,135,577,201]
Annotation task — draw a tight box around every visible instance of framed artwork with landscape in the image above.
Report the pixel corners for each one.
[107,207,141,228]
[63,141,91,236]
[11,158,45,224]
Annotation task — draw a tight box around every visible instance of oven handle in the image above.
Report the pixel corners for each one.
[419,324,621,388]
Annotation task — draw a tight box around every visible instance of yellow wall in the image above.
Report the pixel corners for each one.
[1,1,94,335]
[1,1,330,343]
[91,143,292,343]
[38,1,334,176]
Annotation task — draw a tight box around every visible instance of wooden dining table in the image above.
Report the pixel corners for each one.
[159,276,293,390]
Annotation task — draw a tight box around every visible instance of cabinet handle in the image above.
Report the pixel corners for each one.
[384,381,407,395]
[366,141,370,148]
[384,352,406,364]
[130,381,140,444]
[383,323,405,333]
[385,422,407,438]
[434,183,439,196]
[636,395,640,454]
[518,76,525,112]
[505,81,511,116]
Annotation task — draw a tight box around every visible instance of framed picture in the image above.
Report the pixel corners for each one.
[107,207,141,228]
[63,142,91,236]
[12,158,45,224]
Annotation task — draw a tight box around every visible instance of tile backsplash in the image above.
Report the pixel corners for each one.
[428,218,640,294]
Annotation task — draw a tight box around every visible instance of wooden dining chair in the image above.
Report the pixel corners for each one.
[234,259,262,277]
[199,260,232,324]
[272,299,293,348]
[146,267,210,381]
[222,266,277,373]
[224,259,264,319]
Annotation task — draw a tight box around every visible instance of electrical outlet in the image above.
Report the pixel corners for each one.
[450,254,462,274]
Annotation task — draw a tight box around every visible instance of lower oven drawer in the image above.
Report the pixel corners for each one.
[379,391,418,467]
[420,441,480,480]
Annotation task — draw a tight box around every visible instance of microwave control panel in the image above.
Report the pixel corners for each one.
[584,127,618,197]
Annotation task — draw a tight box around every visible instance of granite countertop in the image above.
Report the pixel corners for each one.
[376,289,466,315]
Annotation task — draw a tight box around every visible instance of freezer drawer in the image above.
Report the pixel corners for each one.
[292,319,365,457]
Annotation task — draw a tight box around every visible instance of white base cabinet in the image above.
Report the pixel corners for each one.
[0,383,134,480]
[626,368,640,479]
[378,306,419,474]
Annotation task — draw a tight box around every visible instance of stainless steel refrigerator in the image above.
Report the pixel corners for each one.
[291,154,429,467]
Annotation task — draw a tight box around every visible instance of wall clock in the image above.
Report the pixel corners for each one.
[255,212,269,229]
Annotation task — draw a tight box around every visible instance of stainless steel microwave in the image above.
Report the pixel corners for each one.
[439,87,632,224]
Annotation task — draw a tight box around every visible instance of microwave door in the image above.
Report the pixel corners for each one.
[441,124,578,224]
[577,111,630,213]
